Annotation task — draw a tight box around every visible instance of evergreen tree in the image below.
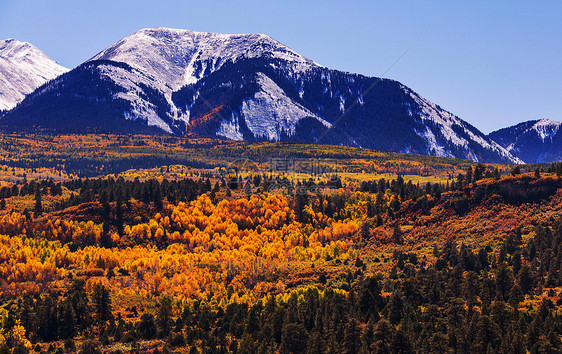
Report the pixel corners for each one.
[391,327,414,353]
[60,302,77,339]
[115,190,124,238]
[157,296,173,338]
[138,313,157,339]
[34,187,42,217]
[372,319,394,354]
[343,318,362,354]
[92,284,112,323]
[386,292,404,325]
[154,184,163,211]
[466,166,473,184]
[282,323,308,354]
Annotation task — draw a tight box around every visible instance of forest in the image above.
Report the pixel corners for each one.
[0,134,562,353]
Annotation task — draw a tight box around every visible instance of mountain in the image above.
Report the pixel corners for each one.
[488,119,562,163]
[1,28,521,163]
[0,39,68,112]
[90,28,316,90]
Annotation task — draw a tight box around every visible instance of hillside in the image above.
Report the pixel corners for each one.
[0,132,504,185]
[0,137,561,351]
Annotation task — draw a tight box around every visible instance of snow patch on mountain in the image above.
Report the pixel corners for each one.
[241,73,329,141]
[488,119,562,163]
[97,64,173,133]
[217,113,244,141]
[415,127,449,157]
[88,27,322,131]
[339,95,346,113]
[0,39,68,110]
[408,89,467,148]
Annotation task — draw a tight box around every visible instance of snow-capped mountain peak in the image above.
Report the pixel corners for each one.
[530,119,562,141]
[90,27,317,90]
[1,39,36,60]
[0,39,69,111]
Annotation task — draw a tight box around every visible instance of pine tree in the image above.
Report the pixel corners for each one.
[115,190,124,238]
[391,327,414,353]
[387,292,404,325]
[282,323,309,354]
[157,296,173,338]
[466,166,473,184]
[99,192,113,247]
[138,313,157,339]
[361,220,372,240]
[517,264,535,294]
[153,184,163,211]
[343,318,362,354]
[372,319,394,354]
[306,330,325,354]
[60,302,77,339]
[34,187,42,217]
[92,284,112,323]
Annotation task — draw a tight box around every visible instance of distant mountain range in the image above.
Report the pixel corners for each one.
[0,27,555,164]
[0,39,68,111]
[488,119,562,164]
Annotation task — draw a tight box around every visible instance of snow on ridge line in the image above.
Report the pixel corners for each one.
[406,89,468,148]
[90,28,318,91]
[89,27,319,91]
[404,87,522,163]
[531,119,562,141]
[135,27,314,64]
[0,38,69,111]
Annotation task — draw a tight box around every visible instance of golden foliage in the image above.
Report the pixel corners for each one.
[0,194,359,306]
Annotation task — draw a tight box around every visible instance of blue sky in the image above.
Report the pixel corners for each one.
[1,0,560,133]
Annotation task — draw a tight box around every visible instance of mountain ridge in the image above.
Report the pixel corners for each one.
[89,28,317,89]
[1,28,521,164]
[0,39,68,111]
[488,119,562,163]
